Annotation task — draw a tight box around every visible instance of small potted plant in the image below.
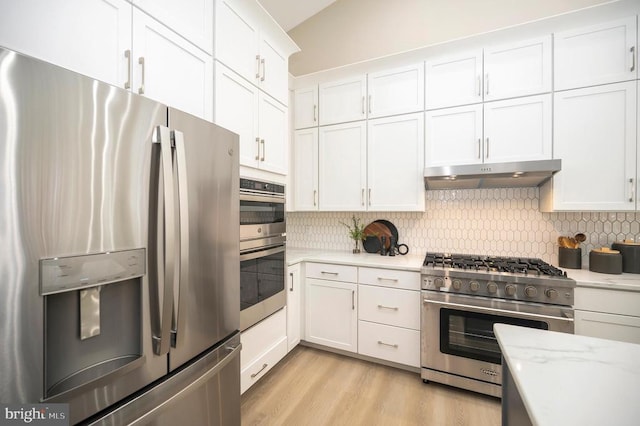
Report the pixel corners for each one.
[340,215,366,253]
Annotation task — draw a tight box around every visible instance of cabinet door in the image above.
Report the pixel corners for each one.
[425,104,483,166]
[483,94,551,163]
[294,86,319,129]
[214,61,259,168]
[293,128,319,211]
[555,16,637,91]
[132,10,213,120]
[319,121,367,211]
[483,35,551,101]
[0,0,131,88]
[258,93,288,175]
[287,264,302,352]
[305,278,357,353]
[575,310,640,345]
[133,0,213,53]
[215,0,260,84]
[425,50,483,109]
[259,34,289,105]
[552,82,637,211]
[319,76,367,125]
[367,113,425,211]
[368,63,424,118]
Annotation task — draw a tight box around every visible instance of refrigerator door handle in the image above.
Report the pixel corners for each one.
[170,130,190,348]
[151,125,177,356]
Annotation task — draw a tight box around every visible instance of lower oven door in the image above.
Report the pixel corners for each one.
[240,244,286,331]
[421,291,573,391]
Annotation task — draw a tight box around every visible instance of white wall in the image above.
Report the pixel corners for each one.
[288,0,612,76]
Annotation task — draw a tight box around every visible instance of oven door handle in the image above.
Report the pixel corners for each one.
[422,298,574,323]
[239,244,285,261]
[240,193,285,204]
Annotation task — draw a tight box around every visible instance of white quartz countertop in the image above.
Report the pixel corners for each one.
[566,268,640,292]
[286,247,424,271]
[495,324,640,426]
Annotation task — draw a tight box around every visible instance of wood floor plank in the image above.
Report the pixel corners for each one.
[241,346,501,426]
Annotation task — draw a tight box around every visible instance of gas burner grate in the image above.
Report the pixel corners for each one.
[423,252,567,277]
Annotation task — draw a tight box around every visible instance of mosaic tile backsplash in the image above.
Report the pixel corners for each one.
[287,187,640,267]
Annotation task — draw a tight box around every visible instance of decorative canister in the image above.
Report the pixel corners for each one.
[589,248,623,274]
[611,240,640,274]
[558,247,581,269]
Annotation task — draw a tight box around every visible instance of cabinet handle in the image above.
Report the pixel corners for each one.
[630,178,635,202]
[250,363,268,379]
[368,188,371,206]
[477,75,481,97]
[138,57,145,95]
[368,95,372,114]
[289,272,294,291]
[313,104,317,122]
[361,96,365,114]
[255,137,260,160]
[320,271,339,275]
[352,290,355,310]
[255,55,261,79]
[377,277,398,282]
[124,50,131,90]
[260,139,265,161]
[631,46,636,72]
[313,189,317,206]
[377,304,399,311]
[485,73,489,95]
[477,138,481,159]
[361,188,365,206]
[486,137,490,158]
[260,58,266,82]
[377,340,398,348]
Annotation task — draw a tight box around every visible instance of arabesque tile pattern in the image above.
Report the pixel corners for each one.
[287,188,640,267]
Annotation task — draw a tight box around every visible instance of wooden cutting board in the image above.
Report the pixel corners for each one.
[363,221,393,252]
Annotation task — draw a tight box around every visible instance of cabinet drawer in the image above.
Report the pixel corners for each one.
[240,336,287,394]
[358,320,420,367]
[358,267,420,290]
[241,307,286,368]
[306,262,358,283]
[575,310,640,345]
[358,285,420,330]
[575,287,640,317]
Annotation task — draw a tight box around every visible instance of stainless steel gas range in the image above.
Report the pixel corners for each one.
[420,253,575,398]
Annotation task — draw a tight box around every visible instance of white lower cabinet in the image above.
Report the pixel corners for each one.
[357,321,420,367]
[574,286,640,345]
[240,307,287,394]
[287,263,302,352]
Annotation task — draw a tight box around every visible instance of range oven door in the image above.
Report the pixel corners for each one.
[421,291,574,389]
[240,243,286,331]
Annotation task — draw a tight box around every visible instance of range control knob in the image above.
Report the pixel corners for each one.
[505,284,516,296]
[469,281,480,292]
[452,279,463,290]
[524,286,538,298]
[545,288,558,300]
[434,278,445,289]
[487,282,498,294]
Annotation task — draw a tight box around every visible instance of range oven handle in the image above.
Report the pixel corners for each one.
[239,244,285,261]
[422,298,574,323]
[239,193,285,204]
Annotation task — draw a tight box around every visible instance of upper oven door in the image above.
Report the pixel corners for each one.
[421,291,574,384]
[239,192,285,242]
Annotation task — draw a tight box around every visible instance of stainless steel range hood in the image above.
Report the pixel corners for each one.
[424,159,561,190]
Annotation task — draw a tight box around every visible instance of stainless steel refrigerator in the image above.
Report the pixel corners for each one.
[0,47,241,425]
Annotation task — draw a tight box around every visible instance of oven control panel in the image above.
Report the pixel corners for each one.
[422,274,574,306]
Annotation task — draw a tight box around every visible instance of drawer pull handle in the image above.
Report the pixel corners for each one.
[321,271,339,275]
[250,363,268,378]
[377,340,398,348]
[377,277,398,282]
[377,304,399,311]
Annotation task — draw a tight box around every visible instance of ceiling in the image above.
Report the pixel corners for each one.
[258,0,337,31]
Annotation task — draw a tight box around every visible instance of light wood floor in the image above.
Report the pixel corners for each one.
[241,346,501,426]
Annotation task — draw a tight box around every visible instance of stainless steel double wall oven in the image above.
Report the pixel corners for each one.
[239,178,286,331]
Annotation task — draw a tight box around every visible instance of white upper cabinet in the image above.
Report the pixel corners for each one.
[294,86,319,129]
[132,0,213,53]
[214,0,298,105]
[425,50,483,109]
[542,82,637,211]
[483,36,551,101]
[367,113,425,211]
[257,92,288,174]
[483,95,552,163]
[425,104,483,166]
[367,63,425,119]
[132,9,213,120]
[555,16,637,91]
[0,0,132,89]
[319,76,367,126]
[293,128,319,211]
[319,121,367,211]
